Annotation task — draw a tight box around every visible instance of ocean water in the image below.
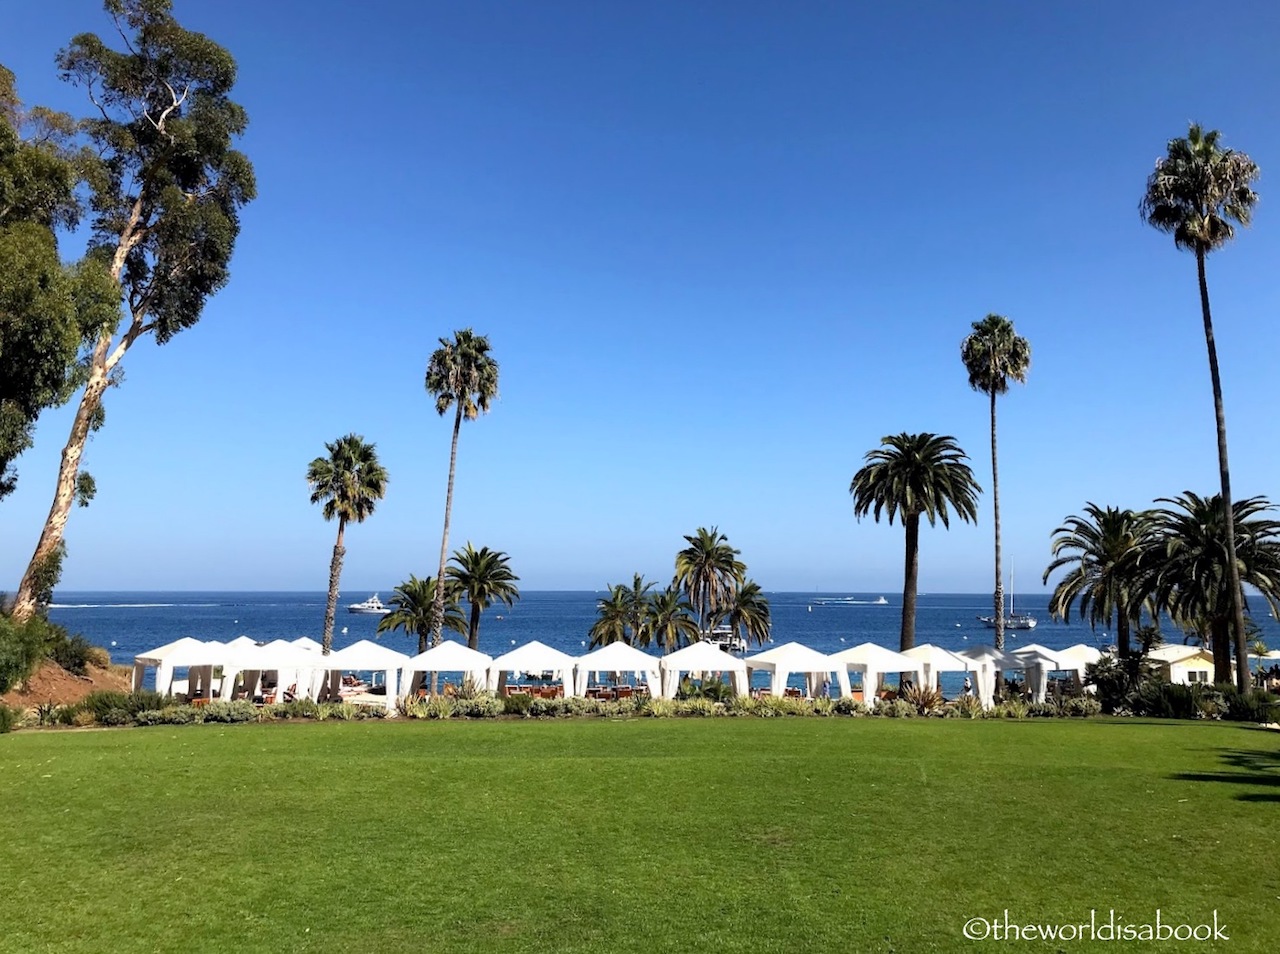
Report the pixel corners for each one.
[48,590,1280,693]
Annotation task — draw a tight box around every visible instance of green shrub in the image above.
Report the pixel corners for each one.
[0,614,46,691]
[1086,652,1161,714]
[422,697,454,720]
[99,707,132,726]
[812,697,835,717]
[199,700,258,723]
[899,685,944,716]
[35,701,59,726]
[943,696,983,720]
[639,698,677,718]
[675,698,717,718]
[1215,686,1278,723]
[448,695,504,719]
[0,703,17,734]
[832,697,869,717]
[71,709,97,727]
[502,694,533,716]
[1063,696,1102,718]
[874,699,915,718]
[1132,680,1204,720]
[47,633,100,676]
[988,699,1028,720]
[274,698,321,720]
[1025,702,1060,718]
[80,691,132,723]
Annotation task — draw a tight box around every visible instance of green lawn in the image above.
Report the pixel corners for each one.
[2,718,1277,952]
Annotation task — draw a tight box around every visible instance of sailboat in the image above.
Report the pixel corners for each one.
[977,572,1037,630]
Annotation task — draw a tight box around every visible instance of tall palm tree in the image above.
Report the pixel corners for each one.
[377,574,466,654]
[1140,124,1260,691]
[1149,493,1280,683]
[850,433,980,651]
[960,313,1031,650]
[1043,504,1157,659]
[589,585,631,649]
[715,579,772,648]
[446,543,520,651]
[306,434,388,654]
[674,527,746,635]
[425,329,499,647]
[645,584,699,653]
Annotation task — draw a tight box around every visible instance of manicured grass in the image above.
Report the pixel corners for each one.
[2,718,1277,952]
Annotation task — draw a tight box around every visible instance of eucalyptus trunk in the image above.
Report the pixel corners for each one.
[1196,248,1249,691]
[431,403,464,647]
[321,518,346,654]
[989,387,1005,650]
[899,512,921,651]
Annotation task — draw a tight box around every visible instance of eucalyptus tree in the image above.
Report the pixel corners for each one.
[715,579,772,648]
[446,543,520,651]
[378,575,466,654]
[1149,493,1280,683]
[960,313,1031,650]
[674,527,746,635]
[1043,504,1157,659]
[425,329,498,646]
[12,0,256,621]
[306,435,388,654]
[850,433,981,651]
[1140,124,1260,691]
[645,584,698,653]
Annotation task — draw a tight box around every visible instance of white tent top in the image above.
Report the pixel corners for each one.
[231,639,320,670]
[404,640,493,672]
[901,643,971,671]
[326,639,410,670]
[161,640,232,668]
[576,642,660,672]
[226,636,260,650]
[490,640,577,673]
[1148,644,1207,664]
[1056,644,1103,665]
[957,645,1026,669]
[660,640,747,672]
[1012,643,1062,660]
[293,637,324,651]
[134,636,205,666]
[829,642,918,671]
[743,642,836,672]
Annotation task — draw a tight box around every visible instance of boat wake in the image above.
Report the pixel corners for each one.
[813,597,889,606]
[47,602,218,609]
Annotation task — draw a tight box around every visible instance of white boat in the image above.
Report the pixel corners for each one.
[705,625,747,654]
[347,594,392,616]
[977,574,1037,630]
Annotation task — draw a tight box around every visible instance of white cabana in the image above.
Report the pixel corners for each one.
[829,643,923,706]
[573,643,660,696]
[659,641,749,699]
[901,643,971,691]
[223,639,324,702]
[1011,644,1066,703]
[132,637,206,693]
[156,640,234,699]
[401,641,493,698]
[957,645,1027,709]
[743,642,838,698]
[293,637,324,651]
[322,640,409,711]
[488,641,579,696]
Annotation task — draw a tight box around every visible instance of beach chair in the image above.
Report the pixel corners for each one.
[615,686,633,701]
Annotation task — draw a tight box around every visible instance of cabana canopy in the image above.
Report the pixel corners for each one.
[744,642,837,698]
[132,637,205,692]
[957,645,1027,709]
[659,641,748,699]
[573,642,660,696]
[901,643,970,689]
[402,641,494,698]
[322,640,410,711]
[488,641,578,695]
[292,637,324,651]
[829,643,923,706]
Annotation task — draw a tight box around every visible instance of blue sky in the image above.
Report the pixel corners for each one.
[2,0,1278,594]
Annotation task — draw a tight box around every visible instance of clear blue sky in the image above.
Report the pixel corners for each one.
[2,0,1278,593]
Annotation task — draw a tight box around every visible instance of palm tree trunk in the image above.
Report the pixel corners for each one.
[990,388,1005,651]
[10,352,112,622]
[1210,618,1231,684]
[1117,612,1131,661]
[900,513,920,651]
[322,518,346,654]
[468,600,482,651]
[432,403,464,647]
[1197,248,1249,691]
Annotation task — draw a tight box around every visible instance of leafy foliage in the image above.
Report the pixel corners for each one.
[378,574,465,654]
[446,543,520,651]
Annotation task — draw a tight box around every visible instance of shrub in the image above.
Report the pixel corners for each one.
[47,633,99,676]
[899,685,945,716]
[0,703,17,734]
[676,698,717,718]
[134,709,166,726]
[71,709,97,727]
[35,701,60,726]
[1215,686,1278,723]
[1087,652,1161,714]
[502,694,533,717]
[274,698,321,720]
[812,696,835,717]
[676,678,735,702]
[1063,695,1102,718]
[832,697,869,717]
[1025,702,1060,719]
[875,699,916,718]
[199,700,258,723]
[943,695,983,720]
[0,614,47,691]
[80,691,132,723]
[1132,680,1204,720]
[988,699,1028,720]
[639,698,677,718]
[450,695,504,719]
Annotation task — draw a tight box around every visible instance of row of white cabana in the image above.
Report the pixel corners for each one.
[133,635,1103,712]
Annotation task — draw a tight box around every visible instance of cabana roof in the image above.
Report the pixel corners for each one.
[829,642,918,671]
[134,636,205,666]
[661,640,747,671]
[957,645,1026,669]
[326,639,410,670]
[744,642,835,672]
[490,640,577,673]
[576,642,660,672]
[901,643,970,671]
[404,640,493,672]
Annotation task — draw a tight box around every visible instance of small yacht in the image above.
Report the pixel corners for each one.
[347,594,392,616]
[706,625,747,654]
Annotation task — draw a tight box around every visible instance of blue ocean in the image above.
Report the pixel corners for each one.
[48,590,1280,694]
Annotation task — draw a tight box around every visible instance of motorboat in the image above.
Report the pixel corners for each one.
[347,594,392,616]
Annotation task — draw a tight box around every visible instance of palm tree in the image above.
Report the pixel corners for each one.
[377,574,466,654]
[645,584,699,653]
[1149,493,1280,683]
[960,313,1031,651]
[306,434,388,654]
[715,579,772,648]
[1140,124,1260,691]
[425,329,499,647]
[850,433,980,651]
[674,527,746,634]
[446,543,520,651]
[589,585,631,649]
[1043,504,1157,659]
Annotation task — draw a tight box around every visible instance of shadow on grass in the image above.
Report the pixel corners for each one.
[1171,746,1280,802]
